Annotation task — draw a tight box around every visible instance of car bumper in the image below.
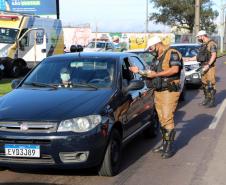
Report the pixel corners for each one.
[0,128,109,169]
[185,73,201,85]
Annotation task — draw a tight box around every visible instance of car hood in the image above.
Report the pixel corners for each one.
[0,88,114,122]
[184,60,200,66]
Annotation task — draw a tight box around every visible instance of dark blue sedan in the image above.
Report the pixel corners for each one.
[0,52,158,176]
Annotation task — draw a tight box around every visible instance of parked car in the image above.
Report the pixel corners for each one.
[126,49,186,101]
[83,41,115,52]
[0,52,159,176]
[171,43,201,86]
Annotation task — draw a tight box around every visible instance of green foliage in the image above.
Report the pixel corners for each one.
[0,79,12,96]
[150,0,219,33]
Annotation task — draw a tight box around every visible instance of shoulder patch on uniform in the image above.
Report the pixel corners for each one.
[170,52,180,61]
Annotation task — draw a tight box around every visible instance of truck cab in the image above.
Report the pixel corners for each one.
[0,11,64,77]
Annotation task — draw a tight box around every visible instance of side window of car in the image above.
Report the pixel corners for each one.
[130,56,145,79]
[121,57,134,86]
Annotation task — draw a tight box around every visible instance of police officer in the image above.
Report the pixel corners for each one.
[186,30,217,107]
[129,36,183,159]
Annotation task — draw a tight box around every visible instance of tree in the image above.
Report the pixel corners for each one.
[150,0,219,34]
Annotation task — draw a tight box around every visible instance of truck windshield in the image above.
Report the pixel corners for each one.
[0,28,18,44]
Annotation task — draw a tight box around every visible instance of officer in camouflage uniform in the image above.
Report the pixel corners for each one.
[187,30,217,107]
[129,36,183,159]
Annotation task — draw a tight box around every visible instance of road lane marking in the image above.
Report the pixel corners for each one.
[209,99,226,129]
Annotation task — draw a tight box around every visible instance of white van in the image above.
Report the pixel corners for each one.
[0,11,64,77]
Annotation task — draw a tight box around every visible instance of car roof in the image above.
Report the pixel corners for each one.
[171,43,200,46]
[126,49,146,52]
[47,52,135,60]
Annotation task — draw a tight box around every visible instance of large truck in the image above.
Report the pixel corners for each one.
[0,11,64,77]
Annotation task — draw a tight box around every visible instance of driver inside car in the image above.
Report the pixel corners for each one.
[59,68,72,88]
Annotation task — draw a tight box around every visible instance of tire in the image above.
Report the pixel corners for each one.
[143,110,159,139]
[98,129,122,176]
[0,70,3,80]
[11,64,22,78]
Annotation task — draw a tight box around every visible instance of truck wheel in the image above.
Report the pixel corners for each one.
[98,129,122,176]
[143,110,159,139]
[0,70,3,80]
[11,64,22,78]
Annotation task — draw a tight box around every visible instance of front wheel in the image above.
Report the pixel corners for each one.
[98,129,122,176]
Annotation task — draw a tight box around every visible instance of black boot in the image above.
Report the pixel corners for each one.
[162,129,176,159]
[208,88,216,108]
[201,85,209,106]
[152,127,166,154]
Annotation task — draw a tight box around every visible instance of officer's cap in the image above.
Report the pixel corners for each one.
[196,30,207,37]
[146,36,162,50]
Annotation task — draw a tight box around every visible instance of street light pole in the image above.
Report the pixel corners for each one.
[146,0,149,33]
[220,2,226,53]
[195,0,200,37]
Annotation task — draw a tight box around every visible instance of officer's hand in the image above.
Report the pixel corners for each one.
[147,71,157,78]
[129,66,139,73]
[203,65,210,72]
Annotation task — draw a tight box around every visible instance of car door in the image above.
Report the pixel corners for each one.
[129,56,155,126]
[116,56,146,138]
[18,29,46,68]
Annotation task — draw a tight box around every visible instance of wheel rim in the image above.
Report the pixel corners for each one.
[13,66,20,77]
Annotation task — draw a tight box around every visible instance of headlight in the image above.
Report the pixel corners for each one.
[58,115,102,133]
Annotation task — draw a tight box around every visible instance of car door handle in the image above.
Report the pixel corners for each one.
[41,49,46,53]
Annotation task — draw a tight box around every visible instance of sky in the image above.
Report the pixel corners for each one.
[59,0,222,32]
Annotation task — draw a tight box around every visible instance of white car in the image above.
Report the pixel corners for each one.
[171,43,201,86]
[83,41,115,52]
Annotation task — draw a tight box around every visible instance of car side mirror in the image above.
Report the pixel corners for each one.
[11,79,21,89]
[125,80,144,92]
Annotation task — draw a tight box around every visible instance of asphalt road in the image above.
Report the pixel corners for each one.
[1,56,226,185]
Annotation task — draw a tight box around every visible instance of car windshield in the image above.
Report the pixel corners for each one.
[0,27,19,44]
[87,42,106,48]
[23,57,116,89]
[171,45,200,57]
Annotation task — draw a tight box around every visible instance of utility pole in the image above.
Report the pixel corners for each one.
[194,0,200,37]
[145,0,149,33]
[220,0,226,53]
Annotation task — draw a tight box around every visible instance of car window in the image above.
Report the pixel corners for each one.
[121,57,134,85]
[23,57,116,88]
[135,52,154,66]
[130,56,145,79]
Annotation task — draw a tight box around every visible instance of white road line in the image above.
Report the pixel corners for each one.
[209,99,226,129]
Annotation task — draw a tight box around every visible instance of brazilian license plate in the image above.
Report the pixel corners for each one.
[5,144,40,158]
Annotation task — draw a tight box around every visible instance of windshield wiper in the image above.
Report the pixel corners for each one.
[24,82,58,89]
[70,82,99,90]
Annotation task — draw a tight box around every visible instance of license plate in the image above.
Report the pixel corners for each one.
[5,144,40,158]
